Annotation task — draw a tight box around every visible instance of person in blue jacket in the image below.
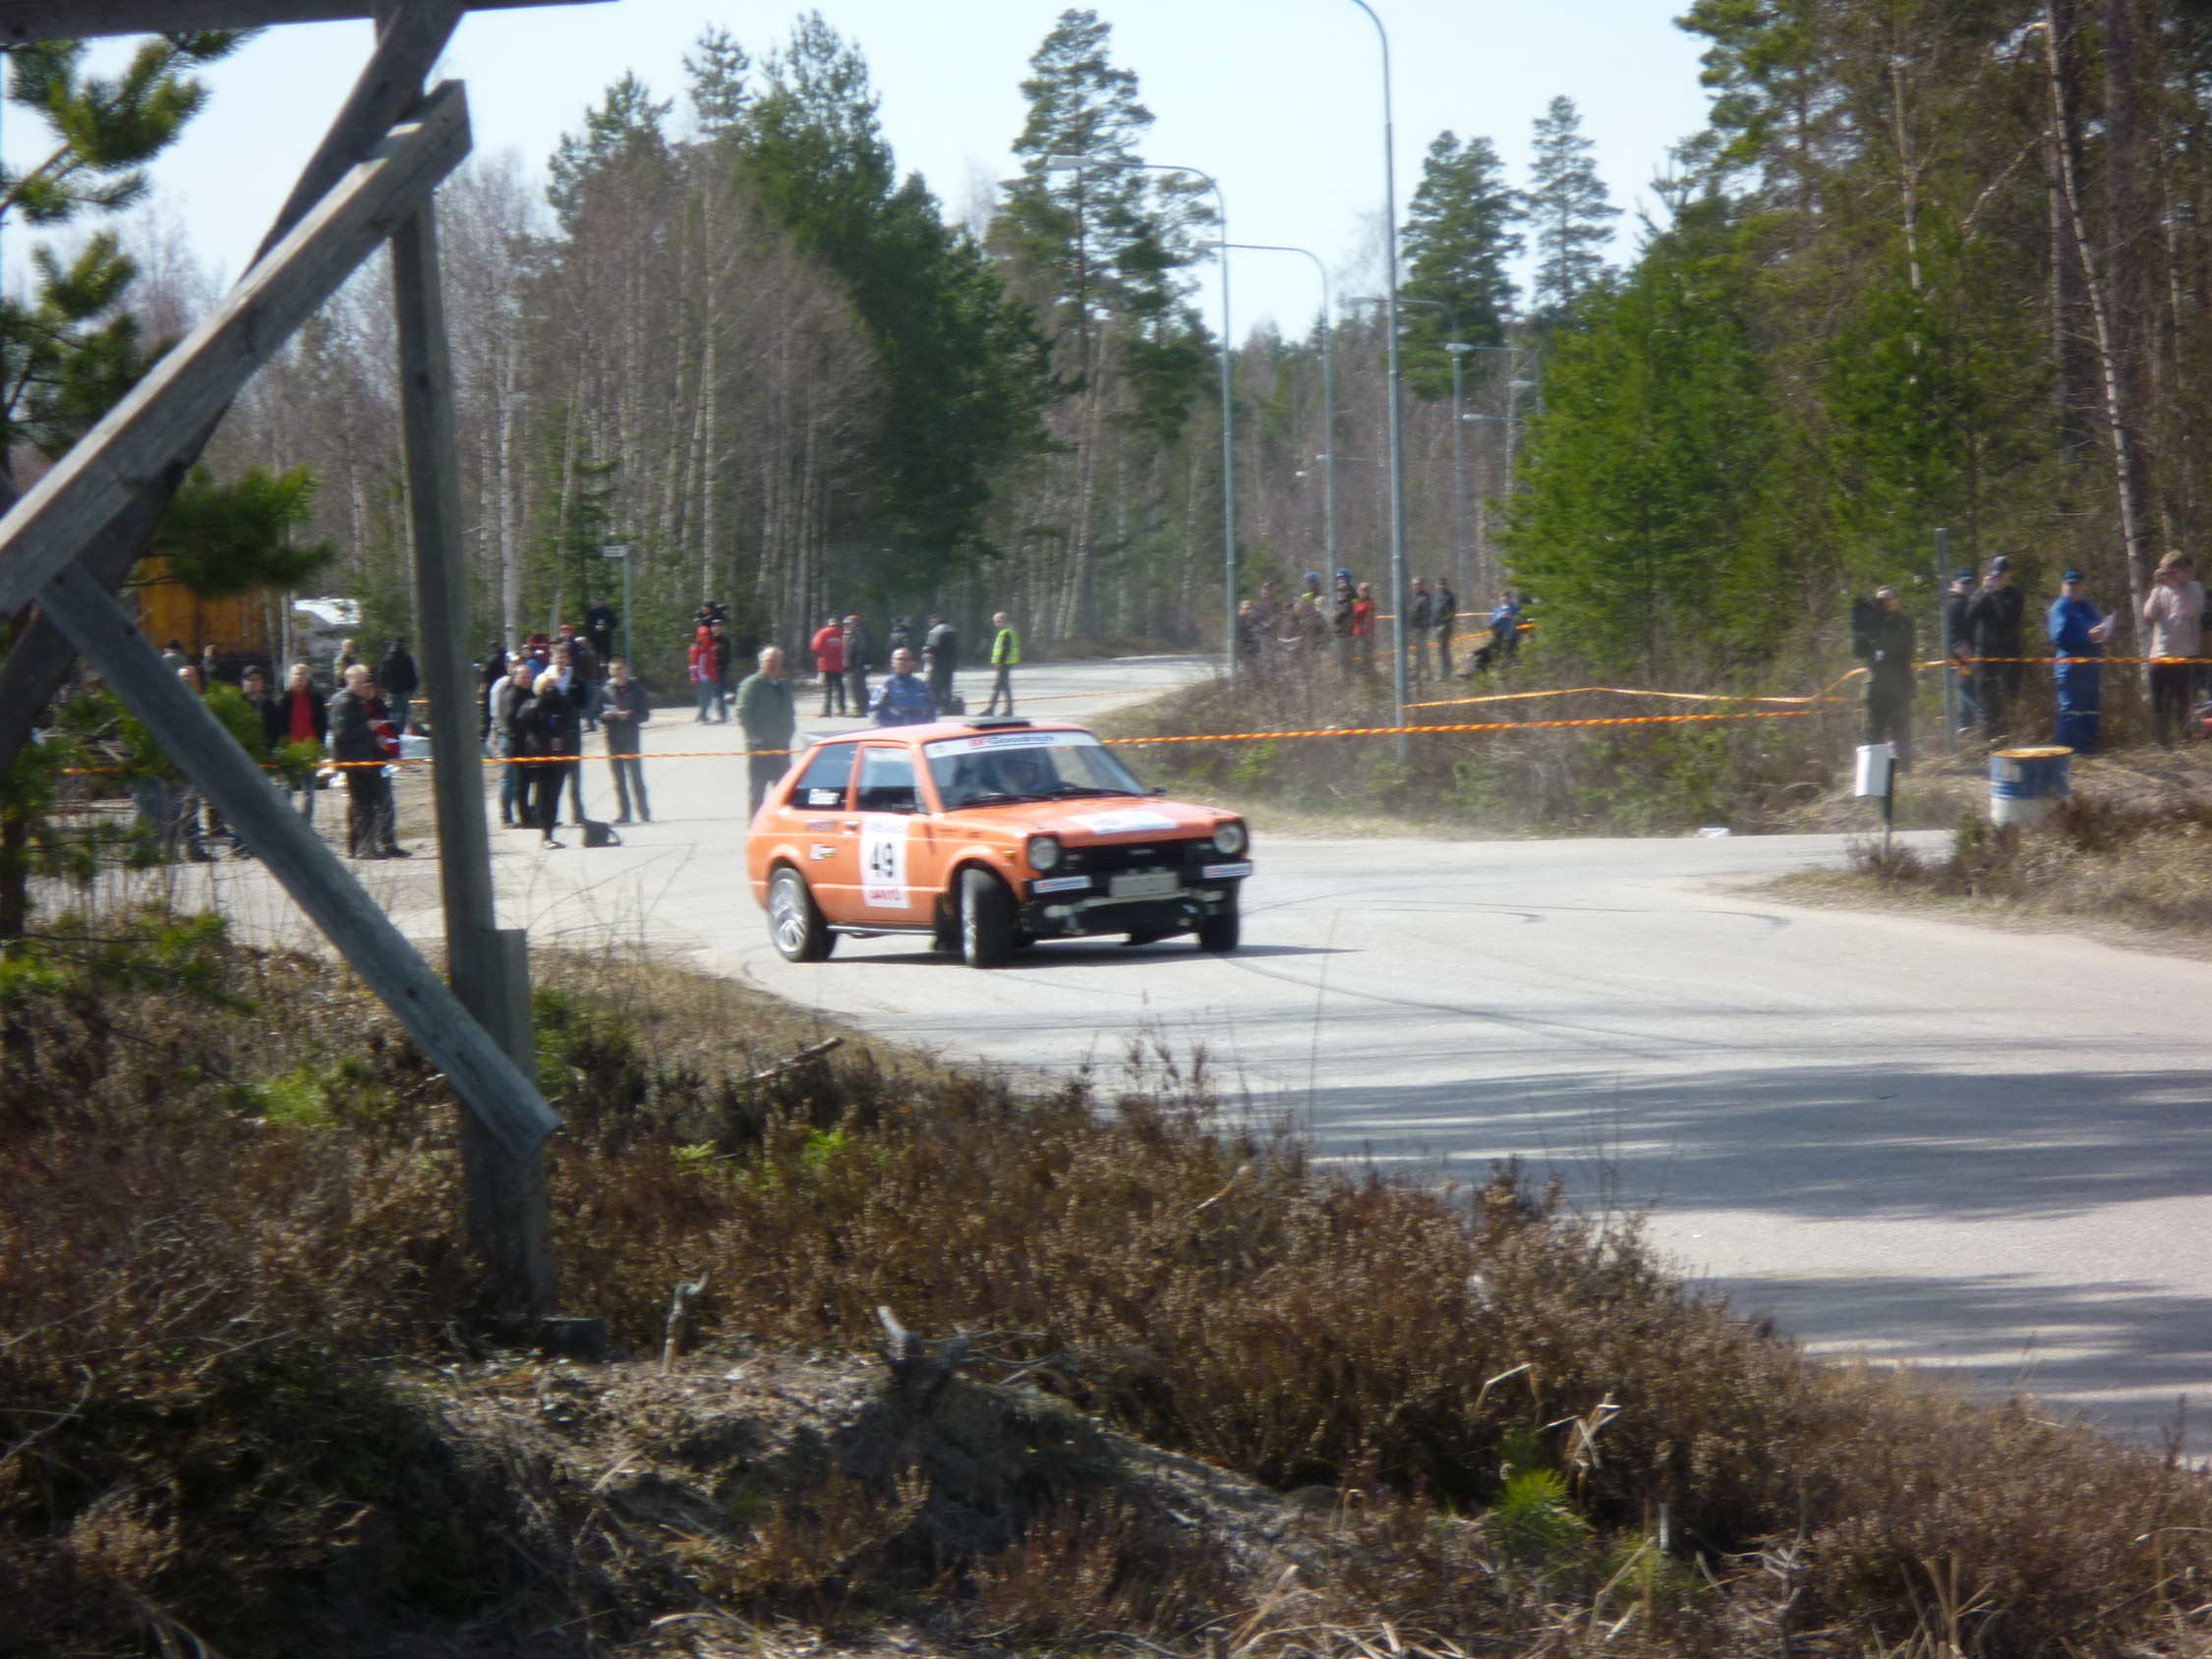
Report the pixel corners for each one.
[2048,568,2117,753]
[868,647,937,725]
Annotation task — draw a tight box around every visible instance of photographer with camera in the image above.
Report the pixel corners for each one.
[1852,585,1917,771]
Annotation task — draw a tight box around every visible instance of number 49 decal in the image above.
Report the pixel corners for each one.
[860,817,909,908]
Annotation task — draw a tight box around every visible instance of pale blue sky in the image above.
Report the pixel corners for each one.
[19,1,1715,339]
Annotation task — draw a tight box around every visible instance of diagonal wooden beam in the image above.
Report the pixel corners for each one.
[0,0,604,43]
[38,561,560,1158]
[0,0,466,783]
[0,81,468,621]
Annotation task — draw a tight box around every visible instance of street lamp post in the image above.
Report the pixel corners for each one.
[1344,0,1411,754]
[600,543,632,666]
[1225,241,1334,578]
[1046,154,1237,678]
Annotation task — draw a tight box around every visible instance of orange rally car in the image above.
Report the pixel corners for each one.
[745,717,1252,967]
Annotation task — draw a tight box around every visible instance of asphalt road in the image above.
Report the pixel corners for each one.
[179,653,2212,1435]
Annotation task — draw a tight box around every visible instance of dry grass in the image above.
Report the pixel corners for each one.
[1105,665,1850,837]
[9,914,2212,1655]
[1801,795,2212,942]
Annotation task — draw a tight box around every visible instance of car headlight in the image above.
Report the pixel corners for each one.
[1212,821,1248,856]
[1026,833,1062,872]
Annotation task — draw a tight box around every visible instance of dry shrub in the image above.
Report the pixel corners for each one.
[8,916,2212,1657]
[1845,797,2212,935]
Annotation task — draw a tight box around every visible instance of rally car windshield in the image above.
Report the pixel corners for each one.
[926,734,1147,809]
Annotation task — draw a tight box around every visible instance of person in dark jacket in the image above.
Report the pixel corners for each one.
[490,658,534,827]
[600,658,653,824]
[547,644,594,825]
[1433,577,1458,678]
[478,640,507,738]
[377,638,420,731]
[1853,586,1917,770]
[887,616,914,656]
[584,597,617,664]
[868,647,936,728]
[923,615,959,709]
[735,646,797,814]
[328,663,408,858]
[2049,569,2116,753]
[266,661,330,820]
[1965,556,2026,740]
[844,614,872,715]
[514,669,579,848]
[1406,579,1432,682]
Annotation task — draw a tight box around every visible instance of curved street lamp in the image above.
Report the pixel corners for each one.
[1224,241,1334,579]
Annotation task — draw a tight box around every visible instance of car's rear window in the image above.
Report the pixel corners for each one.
[790,743,856,808]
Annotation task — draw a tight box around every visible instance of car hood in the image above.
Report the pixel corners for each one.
[945,798,1226,841]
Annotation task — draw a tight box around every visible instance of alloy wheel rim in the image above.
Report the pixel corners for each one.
[771,878,809,954]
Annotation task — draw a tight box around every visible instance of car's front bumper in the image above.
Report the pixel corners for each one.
[1019,863,1249,939]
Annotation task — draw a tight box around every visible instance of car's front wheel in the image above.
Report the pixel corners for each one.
[960,867,1016,968]
[1195,892,1241,953]
[768,866,836,962]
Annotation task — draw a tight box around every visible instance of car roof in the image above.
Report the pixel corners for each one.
[808,719,1091,746]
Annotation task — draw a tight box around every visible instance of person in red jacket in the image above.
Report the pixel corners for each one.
[810,614,847,715]
[689,624,727,722]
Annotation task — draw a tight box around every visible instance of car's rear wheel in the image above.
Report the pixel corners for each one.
[769,866,836,962]
[960,867,1016,968]
[1195,893,1241,953]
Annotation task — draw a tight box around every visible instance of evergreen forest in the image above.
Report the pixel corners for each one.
[45,0,2212,689]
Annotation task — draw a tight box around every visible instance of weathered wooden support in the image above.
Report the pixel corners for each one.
[38,562,560,1159]
[0,0,468,781]
[393,169,554,1317]
[0,0,602,43]
[0,83,469,620]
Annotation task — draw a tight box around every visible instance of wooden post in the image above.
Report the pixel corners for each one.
[392,185,554,1318]
[38,562,560,1161]
[0,0,606,43]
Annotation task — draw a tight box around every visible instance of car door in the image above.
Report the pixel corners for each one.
[783,742,861,920]
[851,744,933,926]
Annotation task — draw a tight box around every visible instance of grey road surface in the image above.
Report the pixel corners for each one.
[177,654,2212,1434]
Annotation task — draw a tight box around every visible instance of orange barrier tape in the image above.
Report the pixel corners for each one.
[1105,710,1814,746]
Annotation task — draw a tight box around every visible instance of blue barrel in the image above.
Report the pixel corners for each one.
[1990,746,2071,827]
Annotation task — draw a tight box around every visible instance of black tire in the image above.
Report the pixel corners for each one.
[1195,894,1241,953]
[960,866,1016,968]
[768,866,836,962]
[931,897,960,954]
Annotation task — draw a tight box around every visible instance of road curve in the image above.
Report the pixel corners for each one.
[437,655,2212,1433]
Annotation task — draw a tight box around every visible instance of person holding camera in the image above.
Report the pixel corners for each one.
[2141,550,2205,746]
[1852,586,1917,770]
[1964,556,2025,740]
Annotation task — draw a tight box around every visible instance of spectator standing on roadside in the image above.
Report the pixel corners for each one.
[811,615,847,715]
[2142,551,2205,746]
[491,658,533,827]
[160,639,191,674]
[1251,581,1281,680]
[200,644,222,688]
[377,637,420,733]
[1941,568,1974,655]
[584,595,617,664]
[265,661,329,822]
[689,623,726,722]
[557,622,601,730]
[1407,579,1433,682]
[1965,556,2026,739]
[1353,582,1377,674]
[329,662,408,859]
[1853,585,1917,769]
[2050,568,2116,753]
[735,645,796,815]
[548,644,594,825]
[924,614,959,708]
[1491,589,1523,662]
[1433,577,1458,678]
[844,613,872,715]
[478,640,506,737]
[888,616,914,656]
[1331,573,1358,677]
[708,619,731,727]
[984,612,1020,715]
[514,669,577,848]
[601,658,653,824]
[332,636,359,685]
[870,646,937,727]
[1236,600,1263,668]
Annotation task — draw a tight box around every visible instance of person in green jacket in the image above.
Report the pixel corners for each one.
[984,611,1020,715]
[735,645,797,815]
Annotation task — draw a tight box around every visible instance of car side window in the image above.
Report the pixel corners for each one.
[854,746,920,814]
[790,744,855,809]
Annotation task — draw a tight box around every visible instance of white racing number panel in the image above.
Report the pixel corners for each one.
[860,815,910,909]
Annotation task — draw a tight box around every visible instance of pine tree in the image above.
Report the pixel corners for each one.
[548,72,671,232]
[1402,130,1521,395]
[1526,96,1619,315]
[684,28,749,138]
